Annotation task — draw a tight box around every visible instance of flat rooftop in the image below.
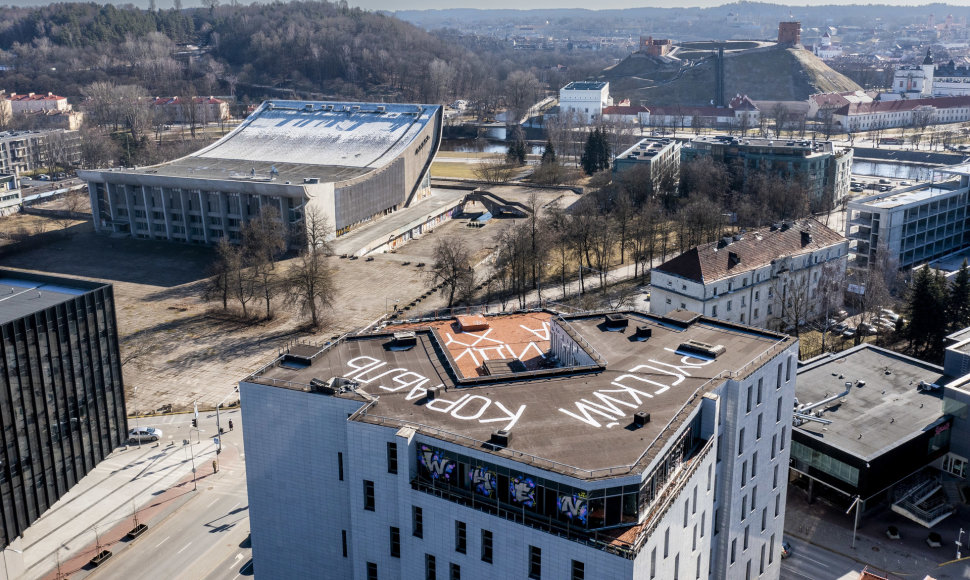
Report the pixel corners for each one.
[250,310,790,479]
[851,183,961,210]
[82,100,440,185]
[0,270,105,325]
[687,135,835,154]
[794,345,947,461]
[562,81,607,91]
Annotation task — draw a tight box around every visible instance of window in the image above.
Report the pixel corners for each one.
[752,452,758,479]
[666,298,672,305]
[342,530,348,558]
[338,452,344,481]
[762,508,767,532]
[728,300,733,312]
[773,465,779,489]
[696,554,702,579]
[707,464,712,491]
[387,442,398,474]
[769,535,775,564]
[741,496,747,520]
[426,554,437,580]
[692,486,698,514]
[756,414,763,439]
[786,356,792,381]
[780,427,787,450]
[776,364,783,389]
[651,547,657,578]
[450,563,461,580]
[731,539,737,564]
[389,526,401,557]
[528,545,541,579]
[481,530,493,563]
[571,560,585,580]
[455,521,466,554]
[753,308,759,319]
[738,428,745,455]
[746,385,753,413]
[363,480,375,511]
[692,524,697,551]
[366,562,378,580]
[751,486,758,511]
[744,525,750,550]
[775,494,781,517]
[757,378,763,405]
[664,528,670,557]
[700,511,706,537]
[712,305,718,316]
[771,434,777,459]
[413,506,424,538]
[746,560,751,579]
[684,501,690,526]
[741,461,747,487]
[755,290,760,301]
[674,553,680,580]
[776,398,782,422]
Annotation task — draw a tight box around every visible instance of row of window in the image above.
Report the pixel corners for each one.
[360,517,583,580]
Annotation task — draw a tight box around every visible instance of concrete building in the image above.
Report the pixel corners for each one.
[0,173,20,216]
[559,81,612,122]
[0,130,81,176]
[241,309,799,579]
[806,91,874,120]
[0,270,128,550]
[612,137,681,194]
[2,92,70,114]
[645,95,761,131]
[890,50,936,98]
[681,136,853,210]
[931,59,970,97]
[150,96,229,125]
[811,32,843,60]
[79,100,443,248]
[832,96,970,132]
[791,345,957,527]
[845,167,970,271]
[650,219,848,332]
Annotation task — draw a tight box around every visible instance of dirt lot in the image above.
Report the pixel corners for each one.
[0,185,574,413]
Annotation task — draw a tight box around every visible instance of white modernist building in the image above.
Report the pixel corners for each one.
[559,81,613,121]
[241,309,798,580]
[650,220,848,332]
[0,173,20,216]
[846,166,970,271]
[78,100,442,247]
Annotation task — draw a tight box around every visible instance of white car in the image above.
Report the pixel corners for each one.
[880,309,900,322]
[128,426,162,443]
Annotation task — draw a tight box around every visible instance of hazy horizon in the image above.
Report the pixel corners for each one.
[5,0,970,10]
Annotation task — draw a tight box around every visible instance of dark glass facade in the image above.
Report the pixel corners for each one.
[0,272,127,548]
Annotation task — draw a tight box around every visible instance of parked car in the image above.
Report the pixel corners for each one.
[842,327,856,339]
[835,310,849,320]
[54,172,67,180]
[128,426,162,443]
[858,323,879,336]
[833,322,848,333]
[880,309,900,322]
[879,178,891,184]
[36,174,50,181]
[780,539,793,559]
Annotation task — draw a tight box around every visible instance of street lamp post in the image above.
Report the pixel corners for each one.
[2,547,22,580]
[214,386,239,469]
[845,495,862,549]
[133,385,141,448]
[186,427,200,491]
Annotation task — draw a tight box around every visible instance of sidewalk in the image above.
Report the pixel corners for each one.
[2,412,242,580]
[784,484,970,579]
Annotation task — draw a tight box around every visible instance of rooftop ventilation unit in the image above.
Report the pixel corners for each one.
[604,313,629,329]
[679,339,726,358]
[308,376,358,395]
[303,178,320,184]
[728,251,741,268]
[490,429,510,448]
[377,105,386,112]
[801,230,812,246]
[304,104,314,111]
[426,385,443,400]
[633,411,651,427]
[634,326,652,340]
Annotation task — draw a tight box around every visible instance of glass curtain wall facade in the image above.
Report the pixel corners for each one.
[0,278,127,548]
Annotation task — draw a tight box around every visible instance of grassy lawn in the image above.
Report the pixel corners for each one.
[430,162,482,179]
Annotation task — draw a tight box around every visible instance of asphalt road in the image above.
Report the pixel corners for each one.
[780,536,867,580]
[85,419,251,580]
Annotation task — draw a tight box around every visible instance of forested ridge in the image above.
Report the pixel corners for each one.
[0,1,614,104]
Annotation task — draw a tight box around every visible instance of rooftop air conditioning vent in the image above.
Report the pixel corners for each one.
[633,411,651,427]
[303,178,320,184]
[679,339,726,359]
[426,385,442,400]
[377,105,386,112]
[491,429,510,448]
[634,326,653,341]
[308,376,356,395]
[604,313,629,330]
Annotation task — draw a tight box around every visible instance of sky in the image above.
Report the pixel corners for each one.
[359,0,970,10]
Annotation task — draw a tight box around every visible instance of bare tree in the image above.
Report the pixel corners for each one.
[429,237,475,308]
[243,206,287,319]
[284,207,335,328]
[473,158,518,184]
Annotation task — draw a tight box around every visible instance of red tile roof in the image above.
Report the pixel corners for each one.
[655,218,845,283]
[844,95,970,114]
[4,92,66,102]
[602,105,648,116]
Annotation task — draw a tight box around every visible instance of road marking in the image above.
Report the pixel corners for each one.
[206,498,219,508]
[234,553,243,562]
[177,542,192,554]
[229,502,240,512]
[155,536,170,548]
[796,553,831,569]
[780,566,816,580]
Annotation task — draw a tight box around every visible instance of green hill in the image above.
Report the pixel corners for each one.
[602,45,862,106]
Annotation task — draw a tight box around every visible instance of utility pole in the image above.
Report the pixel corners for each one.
[957,527,965,560]
[845,495,862,549]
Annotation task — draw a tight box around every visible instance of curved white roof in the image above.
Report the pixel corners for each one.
[194,100,439,170]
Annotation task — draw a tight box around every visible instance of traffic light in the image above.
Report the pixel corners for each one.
[191,418,197,428]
